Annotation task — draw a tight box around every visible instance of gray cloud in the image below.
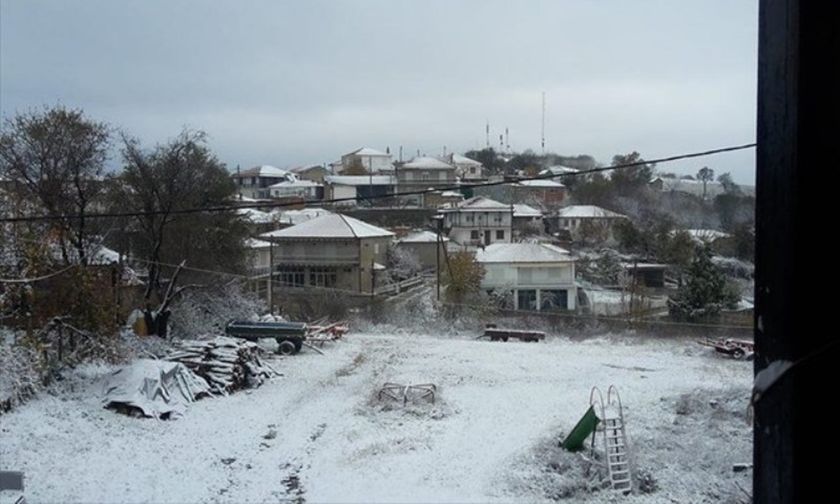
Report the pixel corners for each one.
[1,0,757,183]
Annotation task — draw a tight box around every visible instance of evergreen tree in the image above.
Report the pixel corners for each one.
[668,245,739,320]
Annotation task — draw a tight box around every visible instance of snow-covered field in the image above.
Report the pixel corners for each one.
[1,331,752,503]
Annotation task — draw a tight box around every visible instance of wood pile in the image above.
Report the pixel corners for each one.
[167,336,279,394]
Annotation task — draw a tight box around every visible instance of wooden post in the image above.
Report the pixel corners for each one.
[267,242,274,314]
[755,1,836,502]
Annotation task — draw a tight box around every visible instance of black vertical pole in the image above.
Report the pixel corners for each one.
[755,1,836,502]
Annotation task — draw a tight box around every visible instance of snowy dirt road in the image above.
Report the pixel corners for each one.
[1,332,752,503]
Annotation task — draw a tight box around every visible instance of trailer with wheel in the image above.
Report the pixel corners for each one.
[697,337,755,360]
[224,320,307,355]
[478,327,546,342]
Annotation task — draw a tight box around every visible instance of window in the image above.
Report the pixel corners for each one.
[496,230,504,240]
[471,230,479,240]
[310,267,337,287]
[517,289,537,311]
[466,213,474,223]
[279,267,305,287]
[541,289,568,311]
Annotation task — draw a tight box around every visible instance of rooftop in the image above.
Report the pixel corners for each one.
[260,213,394,239]
[556,205,626,219]
[475,242,573,263]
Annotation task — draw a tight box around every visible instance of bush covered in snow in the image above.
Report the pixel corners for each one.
[0,337,41,414]
[168,281,265,339]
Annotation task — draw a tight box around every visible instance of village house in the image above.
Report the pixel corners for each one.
[323,175,397,206]
[439,196,513,246]
[446,153,484,181]
[395,230,449,271]
[291,165,330,184]
[512,179,566,207]
[512,204,545,238]
[551,205,628,242]
[337,147,394,174]
[476,242,577,311]
[231,165,295,199]
[395,156,457,206]
[268,178,323,201]
[259,213,394,294]
[423,190,464,208]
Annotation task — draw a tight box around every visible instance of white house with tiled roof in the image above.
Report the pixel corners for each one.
[446,153,484,181]
[232,165,295,199]
[439,196,513,246]
[396,156,457,206]
[259,213,394,293]
[476,242,577,311]
[339,147,394,174]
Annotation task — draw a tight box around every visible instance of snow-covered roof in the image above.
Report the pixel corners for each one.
[268,179,322,189]
[324,175,395,186]
[348,147,390,157]
[442,196,511,212]
[237,208,275,224]
[398,230,450,243]
[556,205,626,219]
[245,238,272,249]
[275,208,333,226]
[516,179,565,188]
[512,204,543,218]
[291,165,327,173]
[234,165,290,178]
[260,213,394,239]
[475,243,573,264]
[439,190,464,198]
[542,165,579,175]
[450,154,482,167]
[685,229,732,242]
[403,157,454,170]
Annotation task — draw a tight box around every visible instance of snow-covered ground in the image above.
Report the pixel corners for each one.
[1,331,752,503]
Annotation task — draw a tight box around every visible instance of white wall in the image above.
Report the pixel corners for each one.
[330,184,358,206]
[480,262,577,310]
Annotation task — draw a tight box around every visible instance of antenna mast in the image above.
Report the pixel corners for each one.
[541,91,546,154]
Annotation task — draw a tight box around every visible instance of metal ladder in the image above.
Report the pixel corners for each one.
[590,386,632,493]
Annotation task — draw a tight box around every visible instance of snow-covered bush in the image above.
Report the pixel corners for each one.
[0,337,41,414]
[386,244,422,282]
[168,281,265,339]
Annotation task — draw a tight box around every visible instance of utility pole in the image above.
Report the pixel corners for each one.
[267,242,274,314]
[435,215,443,301]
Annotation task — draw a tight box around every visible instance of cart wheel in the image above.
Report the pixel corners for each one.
[732,348,746,360]
[501,336,509,342]
[278,340,297,356]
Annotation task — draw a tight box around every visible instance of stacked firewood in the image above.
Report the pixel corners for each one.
[166,336,279,394]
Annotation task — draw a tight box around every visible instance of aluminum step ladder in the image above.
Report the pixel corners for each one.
[591,386,633,493]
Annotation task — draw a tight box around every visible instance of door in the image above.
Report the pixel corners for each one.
[484,230,491,245]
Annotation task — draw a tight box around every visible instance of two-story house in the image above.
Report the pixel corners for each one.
[396,156,457,206]
[447,153,484,181]
[232,165,295,199]
[259,213,394,294]
[439,196,513,246]
[338,147,394,174]
[476,242,577,311]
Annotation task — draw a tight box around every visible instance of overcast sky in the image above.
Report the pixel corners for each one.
[1,0,758,183]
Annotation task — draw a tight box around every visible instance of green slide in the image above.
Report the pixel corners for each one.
[561,405,600,452]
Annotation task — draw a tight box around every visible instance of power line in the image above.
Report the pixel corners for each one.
[0,143,756,223]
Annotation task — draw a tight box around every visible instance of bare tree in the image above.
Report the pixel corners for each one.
[111,129,246,336]
[0,106,110,265]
